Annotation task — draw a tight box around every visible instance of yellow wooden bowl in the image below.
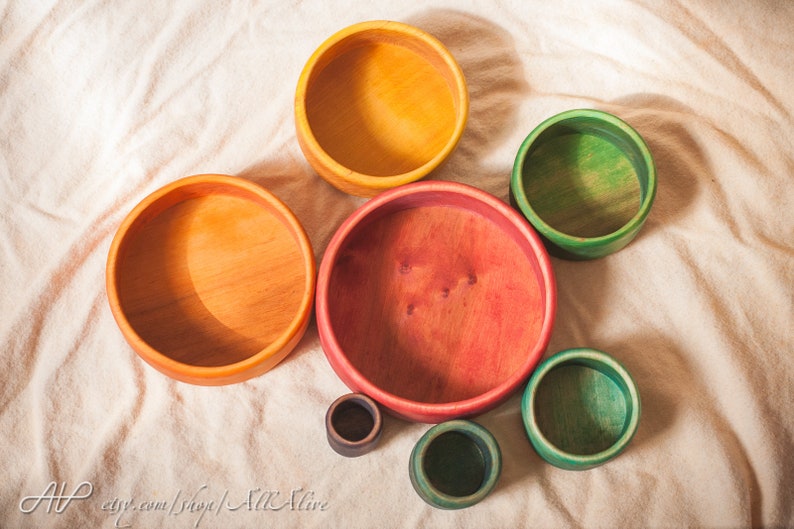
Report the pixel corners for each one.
[295,20,469,197]
[106,174,316,385]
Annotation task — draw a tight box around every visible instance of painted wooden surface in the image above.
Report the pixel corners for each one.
[511,109,656,260]
[106,174,316,385]
[409,420,502,510]
[423,432,486,496]
[521,348,641,470]
[523,133,640,238]
[534,364,628,455]
[316,181,556,423]
[325,393,383,457]
[295,21,468,197]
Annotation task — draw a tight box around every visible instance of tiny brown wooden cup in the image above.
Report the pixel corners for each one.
[325,393,383,457]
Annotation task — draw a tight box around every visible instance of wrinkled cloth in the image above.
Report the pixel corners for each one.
[1,1,792,528]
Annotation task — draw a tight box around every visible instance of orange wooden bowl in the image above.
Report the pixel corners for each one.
[316,181,557,423]
[106,175,316,385]
[295,20,469,197]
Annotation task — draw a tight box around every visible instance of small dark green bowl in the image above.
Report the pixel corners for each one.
[409,420,502,509]
[521,348,640,470]
[511,109,656,260]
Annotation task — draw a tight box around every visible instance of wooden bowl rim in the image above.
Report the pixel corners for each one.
[106,174,316,384]
[295,20,469,194]
[511,108,657,250]
[521,347,641,469]
[316,180,557,422]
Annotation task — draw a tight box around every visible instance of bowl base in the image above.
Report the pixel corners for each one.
[424,431,486,497]
[306,38,456,177]
[328,200,545,404]
[534,364,628,455]
[520,132,641,238]
[117,194,307,367]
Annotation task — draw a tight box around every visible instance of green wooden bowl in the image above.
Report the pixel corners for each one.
[409,420,502,509]
[521,348,640,470]
[511,109,656,260]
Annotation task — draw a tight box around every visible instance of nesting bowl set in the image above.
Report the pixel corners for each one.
[106,20,656,510]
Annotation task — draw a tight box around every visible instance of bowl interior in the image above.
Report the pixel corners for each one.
[423,430,488,497]
[533,358,635,455]
[330,398,377,442]
[304,25,463,177]
[114,180,310,368]
[516,113,651,238]
[324,186,550,406]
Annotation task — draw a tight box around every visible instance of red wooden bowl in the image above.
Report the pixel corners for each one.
[316,181,556,422]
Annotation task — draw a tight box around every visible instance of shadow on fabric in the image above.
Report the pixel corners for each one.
[406,9,529,199]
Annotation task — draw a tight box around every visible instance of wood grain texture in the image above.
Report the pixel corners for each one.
[106,175,315,385]
[511,109,656,260]
[534,364,627,454]
[522,133,640,238]
[521,348,641,470]
[316,181,556,423]
[295,21,468,197]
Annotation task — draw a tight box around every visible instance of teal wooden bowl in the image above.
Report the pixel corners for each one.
[510,109,656,260]
[409,420,502,509]
[521,348,640,470]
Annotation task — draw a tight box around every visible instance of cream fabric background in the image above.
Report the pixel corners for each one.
[1,1,792,527]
